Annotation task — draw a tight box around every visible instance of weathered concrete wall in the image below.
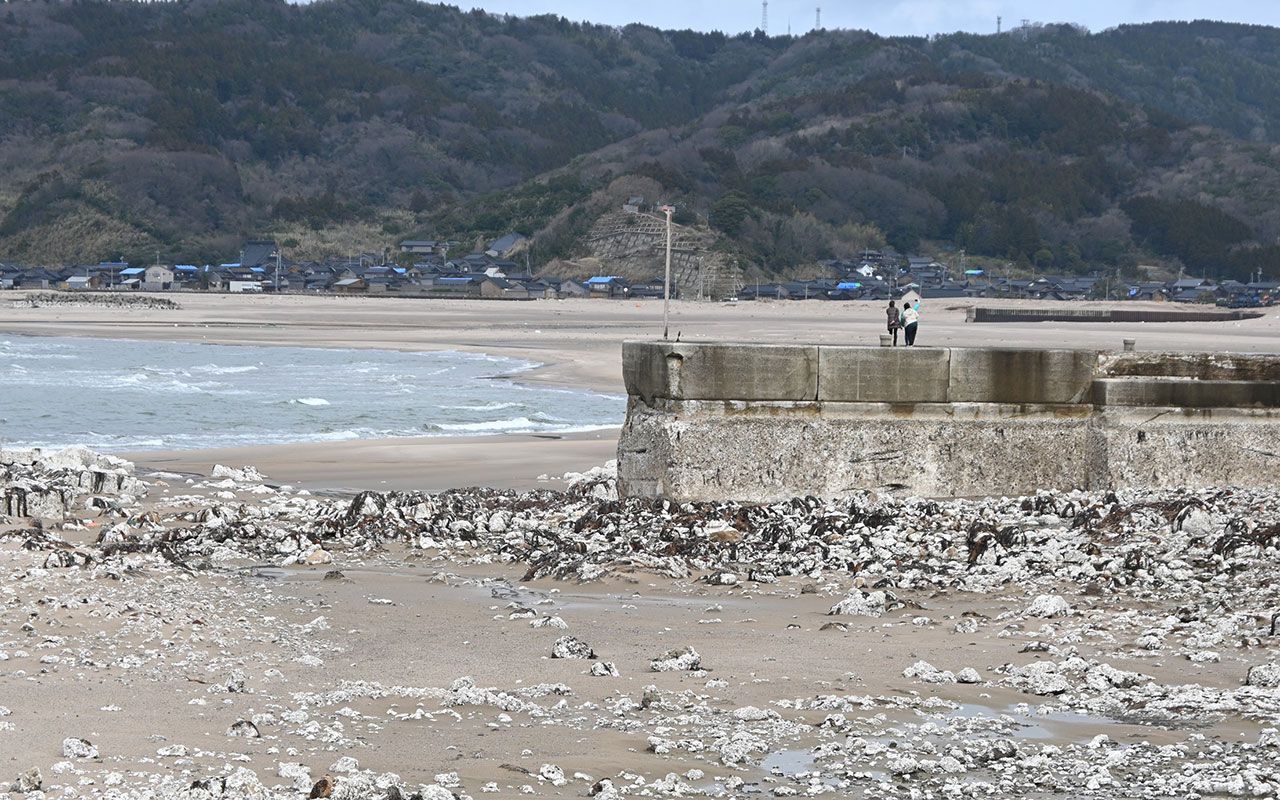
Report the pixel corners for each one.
[967,307,1263,323]
[618,342,1280,501]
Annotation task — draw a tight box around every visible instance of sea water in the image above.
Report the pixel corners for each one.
[0,336,624,451]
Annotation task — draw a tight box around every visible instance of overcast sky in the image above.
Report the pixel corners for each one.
[464,1,1280,37]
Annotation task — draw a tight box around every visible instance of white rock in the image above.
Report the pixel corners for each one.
[651,646,701,672]
[1248,664,1280,688]
[828,589,887,617]
[1025,594,1073,618]
[61,738,98,759]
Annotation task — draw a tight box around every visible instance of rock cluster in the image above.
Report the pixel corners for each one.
[12,291,181,310]
[2,446,146,520]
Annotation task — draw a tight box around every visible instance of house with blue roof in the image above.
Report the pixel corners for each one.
[585,276,629,298]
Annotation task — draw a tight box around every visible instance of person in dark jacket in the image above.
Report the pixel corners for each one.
[885,300,901,346]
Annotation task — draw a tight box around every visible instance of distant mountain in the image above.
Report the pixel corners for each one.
[0,3,1278,280]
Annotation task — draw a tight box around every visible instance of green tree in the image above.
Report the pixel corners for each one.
[709,192,754,237]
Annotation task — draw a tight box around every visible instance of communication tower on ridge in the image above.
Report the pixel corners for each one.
[816,6,821,29]
[761,0,768,34]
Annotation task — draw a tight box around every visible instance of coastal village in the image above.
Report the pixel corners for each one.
[1,229,1276,307]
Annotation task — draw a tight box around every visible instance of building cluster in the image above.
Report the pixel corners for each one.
[738,252,1277,307]
[0,242,1273,307]
[0,237,669,301]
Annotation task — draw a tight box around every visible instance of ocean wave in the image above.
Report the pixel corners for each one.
[193,363,260,375]
[0,351,77,360]
[441,402,524,412]
[4,337,624,451]
[437,416,545,433]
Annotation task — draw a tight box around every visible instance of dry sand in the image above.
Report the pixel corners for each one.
[3,291,1276,490]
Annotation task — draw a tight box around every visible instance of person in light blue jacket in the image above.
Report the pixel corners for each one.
[901,300,920,346]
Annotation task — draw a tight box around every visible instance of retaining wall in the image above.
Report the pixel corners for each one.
[966,306,1263,323]
[617,342,1280,501]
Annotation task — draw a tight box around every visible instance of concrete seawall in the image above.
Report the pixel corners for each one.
[966,306,1264,323]
[617,342,1280,501]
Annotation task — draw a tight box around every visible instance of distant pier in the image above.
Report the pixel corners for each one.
[966,306,1264,323]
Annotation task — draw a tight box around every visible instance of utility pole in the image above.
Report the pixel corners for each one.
[661,205,674,339]
[274,247,281,293]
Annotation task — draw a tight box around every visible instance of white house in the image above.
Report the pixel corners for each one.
[143,265,174,291]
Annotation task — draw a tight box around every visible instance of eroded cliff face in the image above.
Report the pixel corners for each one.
[568,213,741,299]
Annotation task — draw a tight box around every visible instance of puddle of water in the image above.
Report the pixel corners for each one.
[945,703,1113,743]
[761,747,817,776]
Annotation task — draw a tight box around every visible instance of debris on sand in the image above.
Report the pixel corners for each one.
[12,291,181,311]
[1024,593,1073,618]
[828,589,888,616]
[10,449,1280,799]
[60,738,98,759]
[650,646,701,672]
[550,635,596,659]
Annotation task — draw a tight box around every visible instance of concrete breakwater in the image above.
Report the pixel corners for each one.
[966,306,1263,323]
[617,342,1280,501]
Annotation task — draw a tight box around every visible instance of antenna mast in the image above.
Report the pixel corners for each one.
[816,6,821,29]
[761,0,768,34]
[997,15,1002,34]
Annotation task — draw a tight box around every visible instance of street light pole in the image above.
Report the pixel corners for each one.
[661,204,674,340]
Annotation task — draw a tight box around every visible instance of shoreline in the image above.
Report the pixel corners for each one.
[0,324,618,395]
[1,325,625,489]
[6,292,1277,490]
[121,427,621,494]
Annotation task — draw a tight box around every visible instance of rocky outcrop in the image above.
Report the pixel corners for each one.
[1,446,147,519]
[578,212,742,299]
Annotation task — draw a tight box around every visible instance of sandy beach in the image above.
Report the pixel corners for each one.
[3,449,1278,799]
[2,291,1277,489]
[125,430,621,494]
[4,295,1280,798]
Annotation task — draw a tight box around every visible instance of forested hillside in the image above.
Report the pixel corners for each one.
[1,1,1278,279]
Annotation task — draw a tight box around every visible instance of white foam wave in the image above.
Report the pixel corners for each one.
[193,363,260,375]
[441,402,523,412]
[437,416,544,433]
[292,397,331,406]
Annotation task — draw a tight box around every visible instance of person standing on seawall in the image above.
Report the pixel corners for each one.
[885,300,901,346]
[901,300,920,346]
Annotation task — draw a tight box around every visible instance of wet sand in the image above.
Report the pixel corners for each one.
[124,429,620,494]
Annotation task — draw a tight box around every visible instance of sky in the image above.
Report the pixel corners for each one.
[464,1,1280,37]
